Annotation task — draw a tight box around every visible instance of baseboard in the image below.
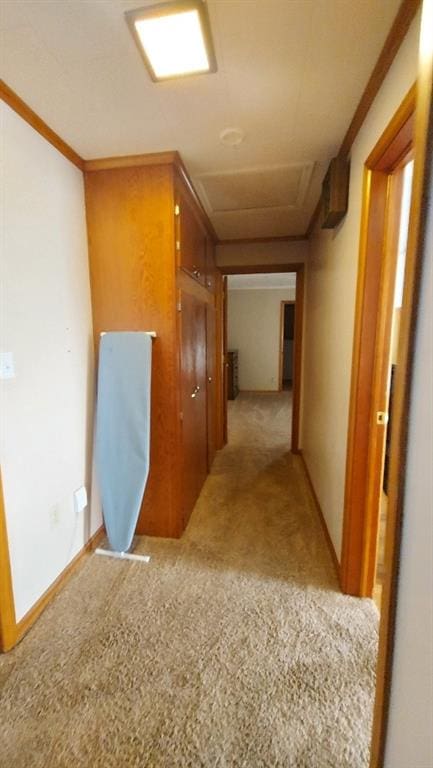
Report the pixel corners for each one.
[6,526,105,651]
[298,451,341,586]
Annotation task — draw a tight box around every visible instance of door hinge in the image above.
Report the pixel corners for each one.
[179,411,183,422]
[174,204,180,216]
[376,411,389,425]
[177,300,182,312]
[175,240,180,251]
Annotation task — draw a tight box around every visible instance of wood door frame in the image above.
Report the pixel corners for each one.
[0,470,17,652]
[370,11,433,765]
[341,85,416,599]
[278,301,295,391]
[219,263,304,453]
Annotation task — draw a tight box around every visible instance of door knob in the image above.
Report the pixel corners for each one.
[208,376,212,383]
[191,385,200,398]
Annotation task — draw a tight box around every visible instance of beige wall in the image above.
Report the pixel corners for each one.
[216,239,307,268]
[0,102,101,621]
[228,288,295,391]
[300,14,421,557]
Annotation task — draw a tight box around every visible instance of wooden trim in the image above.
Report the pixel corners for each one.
[218,235,307,245]
[366,84,417,170]
[83,151,180,172]
[298,451,341,585]
[341,88,416,598]
[84,150,218,243]
[291,268,304,453]
[14,526,105,648]
[219,263,304,275]
[0,470,17,653]
[305,1,420,239]
[278,301,295,391]
[370,6,433,765]
[339,0,420,159]
[0,80,84,170]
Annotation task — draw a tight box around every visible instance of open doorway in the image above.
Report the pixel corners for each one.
[279,302,295,392]
[341,88,416,602]
[221,265,304,454]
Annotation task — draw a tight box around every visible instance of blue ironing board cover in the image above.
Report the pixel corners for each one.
[95,332,152,553]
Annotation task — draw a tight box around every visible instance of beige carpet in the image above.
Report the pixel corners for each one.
[0,392,378,768]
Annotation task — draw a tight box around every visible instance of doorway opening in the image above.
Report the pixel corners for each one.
[221,264,304,454]
[279,302,295,392]
[341,87,415,601]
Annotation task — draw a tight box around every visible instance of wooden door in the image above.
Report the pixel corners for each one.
[206,304,217,469]
[179,290,207,527]
[177,187,206,286]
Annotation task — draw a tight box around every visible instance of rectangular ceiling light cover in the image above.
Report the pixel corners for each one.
[125,1,217,82]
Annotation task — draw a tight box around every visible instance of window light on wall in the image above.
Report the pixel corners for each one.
[125,0,217,82]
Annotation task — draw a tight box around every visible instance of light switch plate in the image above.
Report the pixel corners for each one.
[0,352,15,380]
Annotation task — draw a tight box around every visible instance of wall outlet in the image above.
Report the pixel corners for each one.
[74,486,88,515]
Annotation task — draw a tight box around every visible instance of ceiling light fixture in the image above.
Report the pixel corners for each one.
[125,1,217,82]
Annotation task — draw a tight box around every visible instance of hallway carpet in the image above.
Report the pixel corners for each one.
[0,392,378,768]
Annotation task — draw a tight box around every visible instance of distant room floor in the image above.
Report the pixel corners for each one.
[0,392,378,768]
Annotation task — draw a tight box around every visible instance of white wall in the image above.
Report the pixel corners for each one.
[0,102,101,621]
[300,14,421,557]
[216,239,307,268]
[384,152,433,768]
[228,288,295,391]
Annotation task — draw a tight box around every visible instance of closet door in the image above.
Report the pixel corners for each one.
[179,290,207,527]
[206,304,217,469]
[177,189,206,286]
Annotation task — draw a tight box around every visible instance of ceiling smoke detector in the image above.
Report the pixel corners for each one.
[219,127,245,147]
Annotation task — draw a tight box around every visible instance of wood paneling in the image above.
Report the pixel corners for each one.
[85,163,180,537]
[0,79,83,170]
[206,304,217,469]
[179,290,208,527]
[85,156,220,539]
[83,151,179,172]
[176,181,207,285]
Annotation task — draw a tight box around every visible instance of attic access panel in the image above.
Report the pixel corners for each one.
[196,163,314,213]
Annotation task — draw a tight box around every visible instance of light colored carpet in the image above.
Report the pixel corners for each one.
[0,392,378,768]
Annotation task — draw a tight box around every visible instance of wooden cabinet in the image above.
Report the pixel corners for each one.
[179,290,208,526]
[84,153,222,539]
[227,350,239,400]
[176,181,207,286]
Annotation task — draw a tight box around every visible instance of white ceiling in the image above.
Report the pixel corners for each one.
[227,273,296,290]
[0,0,401,239]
